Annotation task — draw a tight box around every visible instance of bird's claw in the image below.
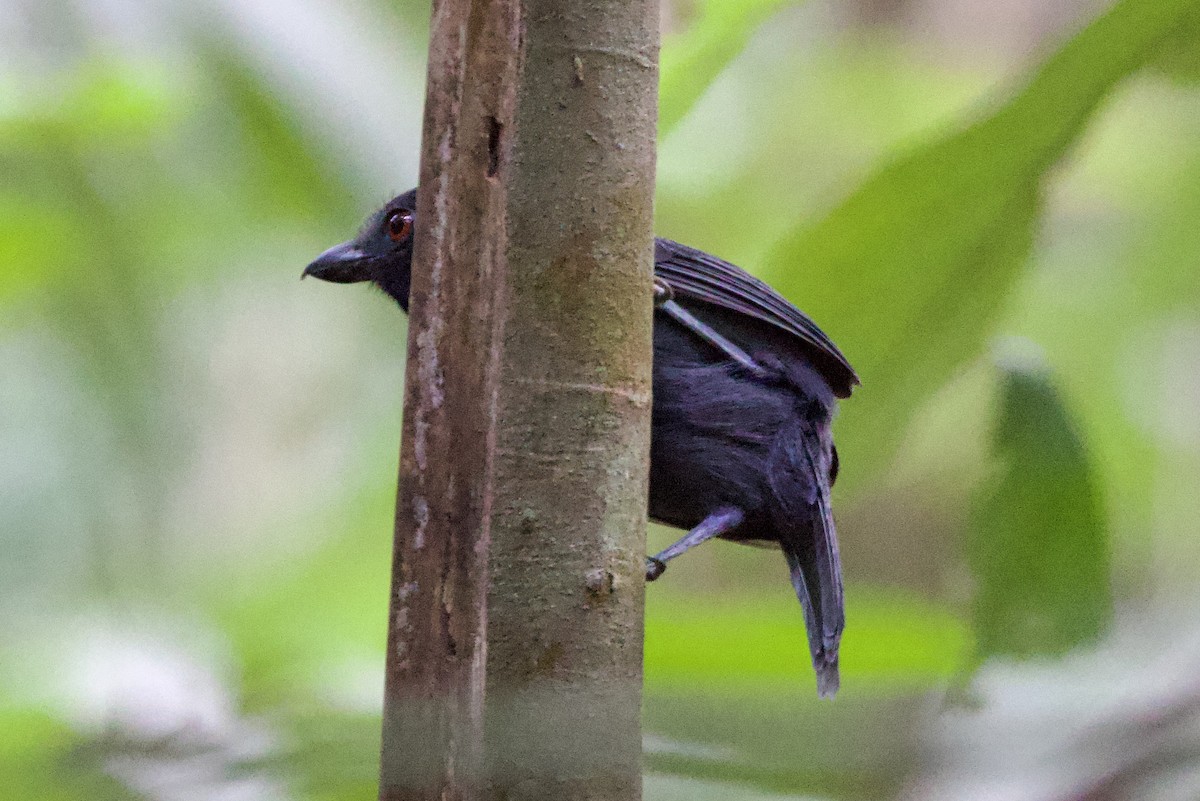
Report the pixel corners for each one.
[653,277,674,307]
[645,557,666,582]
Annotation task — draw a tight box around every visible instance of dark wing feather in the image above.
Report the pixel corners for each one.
[654,238,859,398]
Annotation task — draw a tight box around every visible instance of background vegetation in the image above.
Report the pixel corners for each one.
[4,0,1200,797]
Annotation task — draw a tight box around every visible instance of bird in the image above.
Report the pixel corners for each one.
[304,189,858,697]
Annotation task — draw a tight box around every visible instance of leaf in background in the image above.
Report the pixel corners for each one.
[0,61,178,306]
[659,0,798,139]
[969,343,1109,659]
[198,43,358,223]
[759,0,1200,491]
[1151,6,1200,83]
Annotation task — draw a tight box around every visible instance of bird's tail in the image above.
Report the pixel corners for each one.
[770,419,844,698]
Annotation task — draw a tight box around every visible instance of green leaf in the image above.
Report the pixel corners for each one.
[969,344,1109,659]
[759,0,1200,490]
[1151,6,1200,83]
[659,0,799,139]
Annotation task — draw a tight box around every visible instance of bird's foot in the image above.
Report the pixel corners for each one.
[645,557,666,582]
[653,277,674,307]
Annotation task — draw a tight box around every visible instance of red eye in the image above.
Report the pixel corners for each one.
[386,210,413,242]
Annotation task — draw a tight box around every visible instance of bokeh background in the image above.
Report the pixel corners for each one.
[5,0,1200,798]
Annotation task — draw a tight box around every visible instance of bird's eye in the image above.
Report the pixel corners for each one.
[386,210,413,243]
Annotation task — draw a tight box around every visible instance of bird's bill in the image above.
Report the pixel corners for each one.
[302,241,371,283]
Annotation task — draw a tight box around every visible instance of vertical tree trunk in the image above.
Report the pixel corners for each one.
[379,1,658,800]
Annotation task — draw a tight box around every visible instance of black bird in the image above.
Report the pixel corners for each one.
[304,189,858,697]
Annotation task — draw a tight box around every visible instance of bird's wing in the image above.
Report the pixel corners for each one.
[654,238,859,397]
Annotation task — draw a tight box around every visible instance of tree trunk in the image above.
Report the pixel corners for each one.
[379,1,658,799]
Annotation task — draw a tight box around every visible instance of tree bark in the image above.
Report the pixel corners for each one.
[379,1,658,800]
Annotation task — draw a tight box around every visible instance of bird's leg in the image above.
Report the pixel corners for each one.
[654,279,766,377]
[646,507,745,581]
[653,276,674,306]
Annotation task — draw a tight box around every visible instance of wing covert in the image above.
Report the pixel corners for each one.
[654,238,859,397]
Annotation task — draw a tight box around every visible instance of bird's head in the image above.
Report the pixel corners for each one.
[303,188,418,311]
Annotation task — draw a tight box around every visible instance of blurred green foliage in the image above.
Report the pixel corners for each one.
[646,588,969,693]
[1153,8,1200,83]
[762,0,1200,489]
[659,0,798,138]
[3,0,1200,798]
[969,350,1109,659]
